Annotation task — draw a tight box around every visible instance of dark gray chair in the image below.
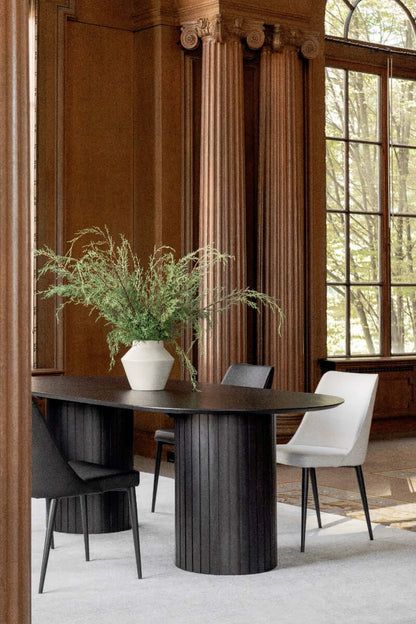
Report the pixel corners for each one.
[32,401,142,593]
[151,363,275,512]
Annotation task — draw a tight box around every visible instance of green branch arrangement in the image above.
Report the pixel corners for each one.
[35,226,283,387]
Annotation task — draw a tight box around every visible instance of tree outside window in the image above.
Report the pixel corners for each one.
[325,0,416,357]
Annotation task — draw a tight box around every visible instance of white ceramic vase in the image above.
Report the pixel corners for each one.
[121,340,174,391]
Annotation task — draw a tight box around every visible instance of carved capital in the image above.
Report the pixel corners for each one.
[181,15,265,50]
[269,24,320,59]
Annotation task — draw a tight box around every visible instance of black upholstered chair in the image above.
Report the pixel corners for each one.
[151,363,275,512]
[32,401,142,593]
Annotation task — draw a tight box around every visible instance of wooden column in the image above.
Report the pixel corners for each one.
[181,17,264,383]
[0,1,32,622]
[257,26,320,391]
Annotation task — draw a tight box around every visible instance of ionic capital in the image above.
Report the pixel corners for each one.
[180,15,265,50]
[269,24,320,59]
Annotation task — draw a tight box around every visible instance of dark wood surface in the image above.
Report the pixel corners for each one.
[32,375,343,414]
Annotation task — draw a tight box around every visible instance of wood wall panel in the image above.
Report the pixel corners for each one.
[63,22,135,376]
[321,358,416,424]
[35,0,76,370]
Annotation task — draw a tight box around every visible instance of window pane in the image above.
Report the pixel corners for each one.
[390,78,416,146]
[391,148,416,215]
[350,214,380,282]
[391,216,416,283]
[327,140,345,211]
[327,213,346,282]
[326,68,345,138]
[325,0,350,37]
[348,72,379,141]
[350,286,380,355]
[349,143,380,212]
[391,286,416,352]
[327,286,346,355]
[348,0,416,50]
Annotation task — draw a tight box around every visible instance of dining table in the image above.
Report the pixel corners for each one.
[32,375,343,575]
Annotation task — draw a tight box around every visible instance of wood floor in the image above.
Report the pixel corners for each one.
[135,435,416,532]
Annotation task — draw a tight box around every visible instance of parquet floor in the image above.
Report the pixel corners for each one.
[136,435,416,532]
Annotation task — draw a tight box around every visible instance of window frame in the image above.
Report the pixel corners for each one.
[325,39,416,358]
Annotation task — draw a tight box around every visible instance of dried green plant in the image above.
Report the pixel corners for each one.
[36,226,283,386]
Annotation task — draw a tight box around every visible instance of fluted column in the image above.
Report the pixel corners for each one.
[182,16,264,383]
[257,26,320,391]
[0,1,32,622]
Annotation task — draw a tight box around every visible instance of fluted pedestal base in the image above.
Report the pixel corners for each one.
[174,411,277,574]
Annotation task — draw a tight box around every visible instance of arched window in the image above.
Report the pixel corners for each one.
[326,0,416,48]
[325,0,416,357]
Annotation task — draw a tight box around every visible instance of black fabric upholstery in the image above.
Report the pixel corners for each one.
[32,401,98,499]
[221,363,274,389]
[69,460,140,491]
[32,402,140,498]
[31,400,143,591]
[154,429,175,444]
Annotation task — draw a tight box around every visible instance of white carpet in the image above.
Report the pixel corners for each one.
[32,472,416,624]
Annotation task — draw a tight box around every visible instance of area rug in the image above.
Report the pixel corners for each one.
[277,479,416,532]
[32,472,416,624]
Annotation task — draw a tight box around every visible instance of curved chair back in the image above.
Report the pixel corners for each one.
[221,363,274,389]
[289,371,378,466]
[32,401,89,499]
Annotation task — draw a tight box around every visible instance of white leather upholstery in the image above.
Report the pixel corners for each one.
[276,371,379,468]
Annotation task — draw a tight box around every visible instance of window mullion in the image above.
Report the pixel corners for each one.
[380,66,392,355]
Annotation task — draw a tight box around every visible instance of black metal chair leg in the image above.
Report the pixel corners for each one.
[301,468,309,552]
[80,494,90,561]
[310,468,322,528]
[151,441,163,512]
[39,498,58,593]
[45,498,55,549]
[355,465,374,540]
[127,487,142,579]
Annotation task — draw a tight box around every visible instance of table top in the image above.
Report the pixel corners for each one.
[32,375,343,415]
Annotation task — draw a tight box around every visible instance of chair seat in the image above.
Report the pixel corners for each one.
[154,429,175,444]
[69,460,140,491]
[276,444,349,468]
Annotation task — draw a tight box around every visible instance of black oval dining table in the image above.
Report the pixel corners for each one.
[32,375,343,576]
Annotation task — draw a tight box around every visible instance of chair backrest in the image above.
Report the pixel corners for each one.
[32,401,88,499]
[289,371,378,466]
[221,363,274,389]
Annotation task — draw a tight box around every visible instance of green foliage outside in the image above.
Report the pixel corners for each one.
[325,1,416,356]
[36,227,283,387]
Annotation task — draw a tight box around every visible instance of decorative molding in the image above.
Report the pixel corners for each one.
[181,15,264,49]
[181,15,319,57]
[132,2,178,30]
[270,23,320,58]
[176,0,308,28]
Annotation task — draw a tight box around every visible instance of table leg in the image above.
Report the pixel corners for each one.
[46,399,133,534]
[175,411,277,574]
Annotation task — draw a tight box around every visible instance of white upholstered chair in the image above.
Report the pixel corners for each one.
[276,371,379,551]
